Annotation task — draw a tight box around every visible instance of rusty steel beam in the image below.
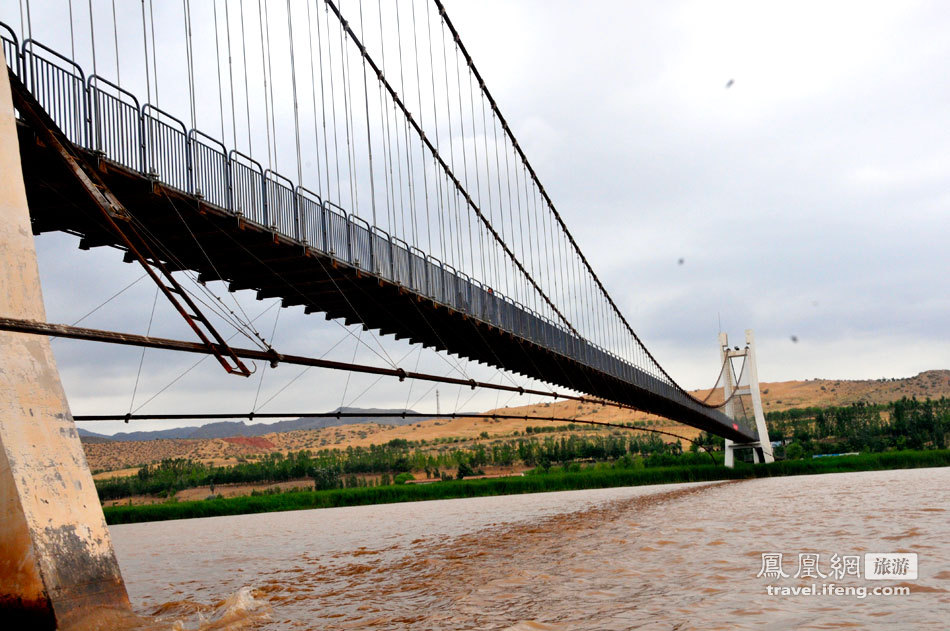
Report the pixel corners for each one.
[0,316,645,414]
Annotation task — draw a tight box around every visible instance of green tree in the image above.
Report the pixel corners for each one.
[456,461,475,479]
[311,467,341,491]
[785,442,804,460]
[394,472,415,485]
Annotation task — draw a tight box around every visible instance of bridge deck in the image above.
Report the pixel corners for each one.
[3,32,754,442]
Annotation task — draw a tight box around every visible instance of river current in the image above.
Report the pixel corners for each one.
[109,467,950,630]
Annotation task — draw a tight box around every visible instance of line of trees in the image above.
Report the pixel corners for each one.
[95,432,684,500]
[694,397,949,459]
[95,397,950,500]
[772,397,948,457]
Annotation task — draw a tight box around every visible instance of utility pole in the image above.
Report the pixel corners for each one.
[436,389,440,416]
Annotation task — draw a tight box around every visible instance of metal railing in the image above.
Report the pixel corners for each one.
[143,104,188,188]
[265,170,296,237]
[88,75,141,171]
[229,150,264,222]
[1,22,19,79]
[23,40,87,147]
[189,130,228,208]
[0,27,751,437]
[297,186,325,249]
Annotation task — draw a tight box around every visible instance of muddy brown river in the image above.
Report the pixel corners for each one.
[109,468,950,630]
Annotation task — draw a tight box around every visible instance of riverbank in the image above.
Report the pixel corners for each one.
[103,449,950,524]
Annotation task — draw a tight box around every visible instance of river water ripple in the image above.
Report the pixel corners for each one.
[110,468,950,630]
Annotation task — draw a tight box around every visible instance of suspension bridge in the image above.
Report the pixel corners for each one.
[0,1,768,627]
[0,3,756,442]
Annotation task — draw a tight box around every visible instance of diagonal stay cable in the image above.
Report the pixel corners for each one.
[453,358,472,413]
[131,302,278,414]
[348,315,400,373]
[456,367,505,414]
[408,379,438,412]
[177,281,270,349]
[251,305,282,413]
[384,286,476,380]
[338,327,363,411]
[160,190,270,346]
[191,204,401,369]
[124,213,268,344]
[128,286,160,415]
[342,342,425,411]
[401,343,424,412]
[65,273,148,329]
[331,319,398,372]
[255,325,361,412]
[125,213,272,350]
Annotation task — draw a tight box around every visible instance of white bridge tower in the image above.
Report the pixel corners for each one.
[719,330,774,467]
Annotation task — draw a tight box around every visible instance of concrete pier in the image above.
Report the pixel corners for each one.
[0,53,130,628]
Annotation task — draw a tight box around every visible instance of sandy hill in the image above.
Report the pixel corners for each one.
[79,407,423,442]
[712,369,950,410]
[84,370,949,475]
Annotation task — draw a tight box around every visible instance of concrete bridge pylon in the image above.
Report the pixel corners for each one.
[719,329,775,468]
[0,51,131,628]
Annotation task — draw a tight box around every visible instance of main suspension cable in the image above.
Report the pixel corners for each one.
[324,0,581,339]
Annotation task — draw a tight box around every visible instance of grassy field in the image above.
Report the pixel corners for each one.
[103,449,950,525]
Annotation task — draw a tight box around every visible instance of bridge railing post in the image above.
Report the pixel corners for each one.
[225,151,234,215]
[294,187,306,244]
[409,245,427,294]
[260,174,268,228]
[391,236,411,286]
[369,226,393,279]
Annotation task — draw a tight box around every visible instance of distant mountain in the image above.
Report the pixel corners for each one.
[76,433,114,444]
[78,408,428,442]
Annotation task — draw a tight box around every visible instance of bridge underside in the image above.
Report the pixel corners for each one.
[15,120,754,443]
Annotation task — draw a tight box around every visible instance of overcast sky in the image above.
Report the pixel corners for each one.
[4,1,948,435]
